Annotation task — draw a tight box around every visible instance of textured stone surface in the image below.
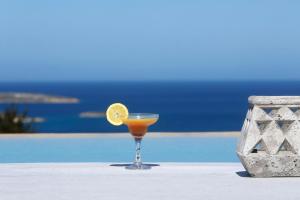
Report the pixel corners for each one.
[237,96,300,177]
[249,96,300,105]
[238,153,300,177]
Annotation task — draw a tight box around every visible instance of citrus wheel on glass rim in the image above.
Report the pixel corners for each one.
[106,103,129,126]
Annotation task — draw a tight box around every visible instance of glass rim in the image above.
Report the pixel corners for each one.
[127,113,159,119]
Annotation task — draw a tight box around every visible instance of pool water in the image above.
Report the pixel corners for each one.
[0,137,239,163]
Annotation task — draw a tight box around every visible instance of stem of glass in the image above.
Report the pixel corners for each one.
[134,138,142,167]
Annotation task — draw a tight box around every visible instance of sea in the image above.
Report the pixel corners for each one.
[0,81,299,133]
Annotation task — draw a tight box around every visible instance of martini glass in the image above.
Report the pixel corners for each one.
[122,113,159,170]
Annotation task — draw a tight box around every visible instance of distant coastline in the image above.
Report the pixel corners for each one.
[0,93,79,104]
[79,111,105,118]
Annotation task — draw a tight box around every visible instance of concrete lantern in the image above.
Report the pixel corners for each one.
[237,96,300,177]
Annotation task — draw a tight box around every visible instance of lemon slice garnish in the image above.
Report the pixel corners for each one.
[106,103,129,126]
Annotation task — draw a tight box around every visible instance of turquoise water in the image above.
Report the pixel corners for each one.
[0,137,238,163]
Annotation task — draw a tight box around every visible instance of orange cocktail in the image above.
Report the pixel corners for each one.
[122,113,159,169]
[106,103,159,170]
[123,116,158,139]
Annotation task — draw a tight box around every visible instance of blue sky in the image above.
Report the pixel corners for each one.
[0,0,300,81]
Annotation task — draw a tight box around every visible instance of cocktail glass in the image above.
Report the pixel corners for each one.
[122,113,159,170]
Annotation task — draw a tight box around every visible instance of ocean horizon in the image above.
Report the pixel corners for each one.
[0,81,300,133]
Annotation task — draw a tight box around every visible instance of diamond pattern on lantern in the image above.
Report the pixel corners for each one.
[270,106,297,120]
[250,139,268,153]
[277,139,297,154]
[261,107,280,118]
[262,121,285,154]
[252,107,273,121]
[256,120,272,135]
[275,120,295,133]
[243,105,300,155]
[243,121,263,154]
[285,121,300,154]
[288,107,300,119]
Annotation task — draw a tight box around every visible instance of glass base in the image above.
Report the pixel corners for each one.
[125,163,151,170]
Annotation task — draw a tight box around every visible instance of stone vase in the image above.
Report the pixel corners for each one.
[237,96,300,177]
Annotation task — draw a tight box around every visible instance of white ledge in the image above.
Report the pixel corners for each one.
[0,163,299,200]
